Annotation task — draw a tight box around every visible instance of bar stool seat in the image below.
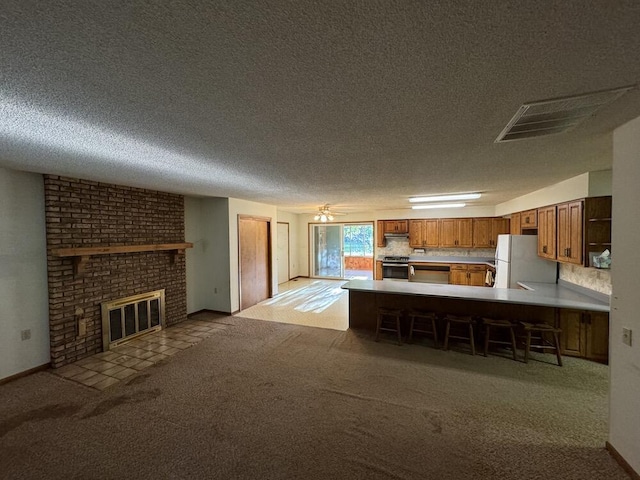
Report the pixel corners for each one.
[482,318,518,360]
[520,322,563,366]
[443,314,476,355]
[376,307,403,345]
[407,310,439,347]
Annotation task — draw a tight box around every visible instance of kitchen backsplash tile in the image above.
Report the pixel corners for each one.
[378,238,494,258]
[559,263,612,295]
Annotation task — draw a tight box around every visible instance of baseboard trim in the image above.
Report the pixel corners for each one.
[187,309,232,317]
[606,441,640,479]
[0,363,50,386]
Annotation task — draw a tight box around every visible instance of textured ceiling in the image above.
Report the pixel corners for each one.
[1,1,640,213]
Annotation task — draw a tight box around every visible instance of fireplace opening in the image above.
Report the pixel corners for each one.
[101,290,165,350]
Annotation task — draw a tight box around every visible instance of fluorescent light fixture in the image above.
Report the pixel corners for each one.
[412,203,466,210]
[409,193,481,203]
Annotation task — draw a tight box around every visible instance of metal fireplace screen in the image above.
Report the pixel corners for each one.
[101,290,165,350]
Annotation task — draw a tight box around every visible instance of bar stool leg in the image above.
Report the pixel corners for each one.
[443,320,451,350]
[396,314,403,346]
[484,325,491,357]
[524,330,531,363]
[408,315,415,344]
[469,323,475,356]
[509,327,518,361]
[431,317,439,346]
[553,332,563,366]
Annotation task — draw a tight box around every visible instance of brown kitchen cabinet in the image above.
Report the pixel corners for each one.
[376,220,386,247]
[557,201,583,265]
[473,217,510,248]
[450,264,487,286]
[521,209,538,229]
[409,219,439,248]
[439,218,473,247]
[559,309,609,363]
[583,196,612,268]
[375,260,383,280]
[537,206,557,260]
[383,220,409,234]
[510,212,521,235]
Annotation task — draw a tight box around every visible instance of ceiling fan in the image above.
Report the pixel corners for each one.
[313,204,347,222]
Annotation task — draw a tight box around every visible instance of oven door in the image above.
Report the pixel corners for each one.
[382,263,409,280]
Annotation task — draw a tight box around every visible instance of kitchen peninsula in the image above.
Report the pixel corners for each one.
[342,279,610,361]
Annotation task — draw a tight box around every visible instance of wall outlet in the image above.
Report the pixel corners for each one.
[622,328,632,346]
[77,318,87,337]
[21,329,31,341]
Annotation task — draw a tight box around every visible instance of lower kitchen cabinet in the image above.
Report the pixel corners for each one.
[559,309,609,363]
[375,260,383,280]
[450,264,487,286]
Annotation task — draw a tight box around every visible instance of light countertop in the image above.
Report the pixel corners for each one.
[378,256,495,267]
[342,279,609,312]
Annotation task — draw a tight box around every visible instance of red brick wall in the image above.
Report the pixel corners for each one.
[44,175,186,368]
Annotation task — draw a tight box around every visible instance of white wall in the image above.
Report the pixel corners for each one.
[276,210,301,279]
[0,167,50,380]
[495,170,612,216]
[185,197,204,313]
[228,198,278,312]
[609,115,640,473]
[184,196,231,313]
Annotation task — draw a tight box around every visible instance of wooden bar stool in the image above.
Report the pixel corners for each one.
[520,322,563,366]
[482,318,518,360]
[407,310,439,347]
[375,307,403,345]
[443,314,476,355]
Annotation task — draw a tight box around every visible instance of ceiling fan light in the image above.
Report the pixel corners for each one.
[327,214,334,221]
[314,214,321,221]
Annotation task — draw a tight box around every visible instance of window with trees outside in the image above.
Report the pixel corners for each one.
[343,224,373,257]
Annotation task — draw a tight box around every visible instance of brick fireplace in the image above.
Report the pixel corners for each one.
[44,176,187,368]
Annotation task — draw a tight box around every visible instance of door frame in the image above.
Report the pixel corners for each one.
[238,214,273,311]
[277,221,290,284]
[308,221,375,279]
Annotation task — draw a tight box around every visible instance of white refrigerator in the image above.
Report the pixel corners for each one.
[494,235,557,289]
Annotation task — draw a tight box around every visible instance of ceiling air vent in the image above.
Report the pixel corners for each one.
[495,85,635,143]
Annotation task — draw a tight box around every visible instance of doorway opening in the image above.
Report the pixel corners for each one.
[310,222,374,280]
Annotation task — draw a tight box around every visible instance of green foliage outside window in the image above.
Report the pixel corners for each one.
[343,225,373,257]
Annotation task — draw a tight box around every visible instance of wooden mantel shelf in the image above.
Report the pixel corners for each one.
[52,243,193,274]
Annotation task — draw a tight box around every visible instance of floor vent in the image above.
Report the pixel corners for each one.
[495,85,635,143]
[101,290,165,350]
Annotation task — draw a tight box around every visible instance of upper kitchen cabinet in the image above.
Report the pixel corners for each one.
[376,220,386,247]
[473,217,510,248]
[583,196,612,268]
[377,220,409,247]
[439,218,473,247]
[557,201,583,265]
[409,219,439,248]
[537,206,557,260]
[510,212,521,235]
[521,209,538,229]
[537,196,611,267]
[383,220,409,234]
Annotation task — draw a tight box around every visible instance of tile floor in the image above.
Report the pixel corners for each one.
[53,316,230,390]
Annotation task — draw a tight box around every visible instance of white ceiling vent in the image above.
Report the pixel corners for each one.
[495,85,635,143]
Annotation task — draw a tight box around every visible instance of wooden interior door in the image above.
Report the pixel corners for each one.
[239,216,271,310]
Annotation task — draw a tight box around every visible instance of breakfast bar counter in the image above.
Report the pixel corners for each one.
[341,279,609,330]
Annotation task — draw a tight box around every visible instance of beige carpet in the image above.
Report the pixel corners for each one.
[240,278,349,331]
[0,313,626,479]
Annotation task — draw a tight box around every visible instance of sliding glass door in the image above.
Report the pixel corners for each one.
[311,224,344,278]
[310,223,374,279]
